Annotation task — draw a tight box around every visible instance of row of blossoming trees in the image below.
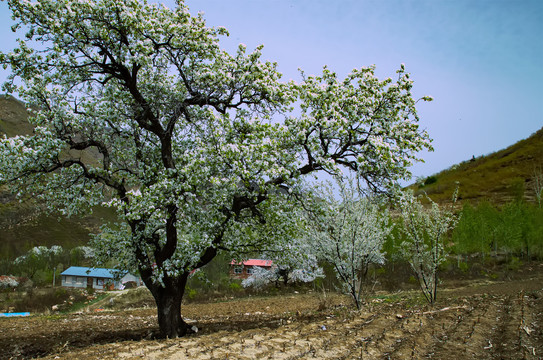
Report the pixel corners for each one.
[0,0,436,337]
[0,245,94,287]
[240,177,458,309]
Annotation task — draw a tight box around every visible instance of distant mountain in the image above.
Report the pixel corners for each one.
[412,127,543,205]
[0,95,115,260]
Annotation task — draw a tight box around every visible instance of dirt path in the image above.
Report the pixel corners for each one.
[1,274,542,359]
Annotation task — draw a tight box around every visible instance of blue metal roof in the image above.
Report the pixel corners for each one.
[60,266,123,279]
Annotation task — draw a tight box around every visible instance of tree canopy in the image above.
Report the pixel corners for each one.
[0,0,433,337]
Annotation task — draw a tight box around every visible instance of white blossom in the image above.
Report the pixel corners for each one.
[397,189,459,304]
[304,177,392,309]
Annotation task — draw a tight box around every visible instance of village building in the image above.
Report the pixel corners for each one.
[60,266,142,290]
[229,259,273,279]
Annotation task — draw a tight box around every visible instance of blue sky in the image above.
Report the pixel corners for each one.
[1,0,542,182]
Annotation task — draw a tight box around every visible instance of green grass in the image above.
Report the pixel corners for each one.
[65,292,109,313]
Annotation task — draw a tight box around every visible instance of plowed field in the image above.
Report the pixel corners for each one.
[2,269,542,359]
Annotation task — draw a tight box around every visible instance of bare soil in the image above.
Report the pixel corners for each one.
[2,266,543,359]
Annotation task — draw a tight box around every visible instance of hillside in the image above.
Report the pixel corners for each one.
[413,127,543,205]
[0,96,114,260]
[0,95,34,137]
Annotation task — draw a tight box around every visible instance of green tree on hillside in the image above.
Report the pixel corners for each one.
[0,0,432,337]
[452,200,543,260]
[452,202,499,257]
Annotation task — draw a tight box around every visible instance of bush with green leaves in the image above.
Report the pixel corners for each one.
[452,200,543,260]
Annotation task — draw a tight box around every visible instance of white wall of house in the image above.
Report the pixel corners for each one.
[61,275,116,290]
[62,275,86,289]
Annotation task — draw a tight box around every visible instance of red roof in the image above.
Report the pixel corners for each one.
[230,259,273,267]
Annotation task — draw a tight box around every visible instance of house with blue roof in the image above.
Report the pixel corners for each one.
[60,266,142,290]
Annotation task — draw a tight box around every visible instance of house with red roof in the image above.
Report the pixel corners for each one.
[229,259,273,279]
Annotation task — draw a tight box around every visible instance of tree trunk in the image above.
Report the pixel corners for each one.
[148,273,191,338]
[351,287,361,310]
[281,269,290,287]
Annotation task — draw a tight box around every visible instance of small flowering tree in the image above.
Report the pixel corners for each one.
[397,190,459,304]
[14,245,64,280]
[241,247,323,289]
[305,178,392,309]
[0,0,432,337]
[0,276,20,289]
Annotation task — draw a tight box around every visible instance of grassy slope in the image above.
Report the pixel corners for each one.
[0,96,115,259]
[413,127,543,205]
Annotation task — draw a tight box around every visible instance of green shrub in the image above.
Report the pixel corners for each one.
[508,178,525,201]
[228,281,242,292]
[458,261,469,273]
[438,258,454,272]
[424,176,438,186]
[54,287,67,298]
[417,175,438,188]
[507,256,523,271]
[186,287,197,300]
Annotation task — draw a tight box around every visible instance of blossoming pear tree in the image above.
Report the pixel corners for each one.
[397,189,459,304]
[304,178,393,309]
[241,262,323,290]
[241,240,324,289]
[0,0,432,337]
